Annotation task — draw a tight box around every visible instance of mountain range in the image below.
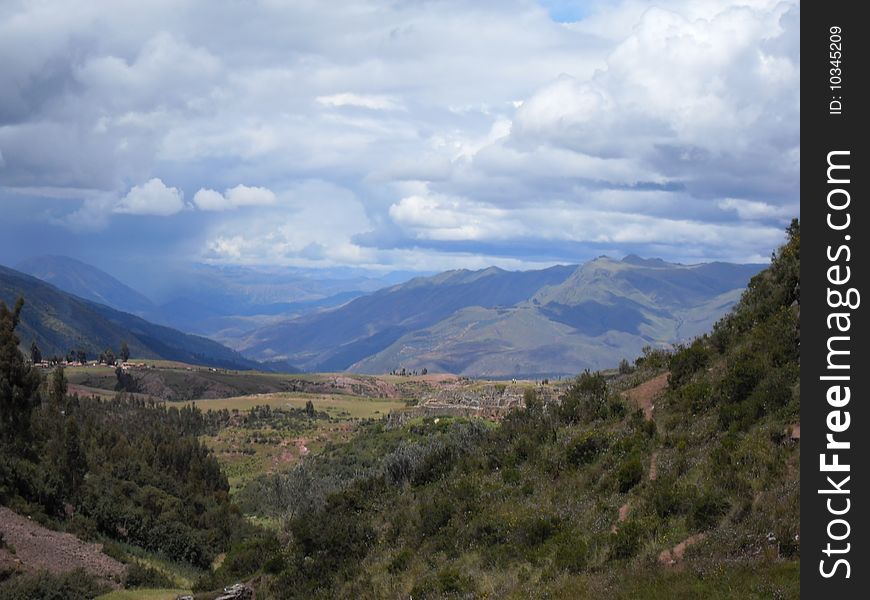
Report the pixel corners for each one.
[8,254,765,378]
[0,264,266,370]
[236,257,764,377]
[15,256,408,341]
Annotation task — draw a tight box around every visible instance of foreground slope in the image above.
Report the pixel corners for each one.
[214,221,798,599]
[0,264,262,370]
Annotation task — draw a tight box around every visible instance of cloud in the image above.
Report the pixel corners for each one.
[114,178,185,216]
[316,93,403,111]
[0,0,799,272]
[193,184,277,211]
[718,198,795,221]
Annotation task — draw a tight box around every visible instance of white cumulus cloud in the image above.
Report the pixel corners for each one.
[193,184,277,211]
[114,178,185,216]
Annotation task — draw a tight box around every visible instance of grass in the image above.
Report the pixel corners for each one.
[190,392,403,493]
[184,392,406,419]
[97,589,191,600]
[605,560,799,599]
[104,540,203,590]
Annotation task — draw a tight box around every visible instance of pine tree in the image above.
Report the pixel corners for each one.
[0,298,42,443]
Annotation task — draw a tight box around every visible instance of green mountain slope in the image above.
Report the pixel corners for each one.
[217,221,799,599]
[0,264,263,370]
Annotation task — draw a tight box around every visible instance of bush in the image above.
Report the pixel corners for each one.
[668,340,710,389]
[566,430,609,466]
[411,565,476,599]
[420,497,454,536]
[609,520,646,560]
[647,477,692,519]
[0,569,109,600]
[126,563,175,588]
[553,532,588,573]
[559,370,610,424]
[514,514,559,549]
[388,547,413,574]
[616,455,644,493]
[689,491,729,532]
[635,345,670,370]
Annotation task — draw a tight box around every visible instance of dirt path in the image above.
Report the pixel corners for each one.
[612,374,669,535]
[611,501,631,533]
[648,451,659,481]
[658,533,706,567]
[0,506,126,587]
[624,372,669,421]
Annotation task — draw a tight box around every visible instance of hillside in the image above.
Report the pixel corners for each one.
[15,255,155,316]
[213,220,800,599]
[239,258,762,377]
[0,264,264,370]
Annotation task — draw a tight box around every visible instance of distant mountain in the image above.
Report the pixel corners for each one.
[15,256,396,340]
[237,258,764,377]
[237,264,575,371]
[0,264,270,371]
[16,255,155,316]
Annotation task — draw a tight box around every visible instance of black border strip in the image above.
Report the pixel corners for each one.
[802,1,868,596]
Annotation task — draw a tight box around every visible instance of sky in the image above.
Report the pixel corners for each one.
[0,0,799,278]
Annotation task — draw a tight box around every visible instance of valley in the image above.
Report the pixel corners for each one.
[0,224,799,599]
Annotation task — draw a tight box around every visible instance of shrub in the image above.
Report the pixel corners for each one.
[668,339,710,389]
[388,547,413,574]
[609,520,646,560]
[566,430,609,466]
[0,569,109,600]
[420,497,454,536]
[411,565,476,599]
[559,370,610,424]
[514,514,559,549]
[689,491,729,532]
[553,532,588,573]
[616,455,644,493]
[647,477,693,519]
[126,563,175,588]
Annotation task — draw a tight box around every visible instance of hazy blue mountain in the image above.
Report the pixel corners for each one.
[16,255,155,316]
[237,264,577,370]
[15,256,402,340]
[0,264,270,370]
[238,258,764,377]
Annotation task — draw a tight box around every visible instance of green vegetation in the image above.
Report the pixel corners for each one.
[0,221,800,598]
[1,298,256,592]
[0,569,110,600]
[194,221,799,598]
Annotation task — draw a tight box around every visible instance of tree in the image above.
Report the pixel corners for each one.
[120,341,130,363]
[103,348,116,366]
[0,298,42,443]
[50,366,68,406]
[304,400,315,418]
[30,341,41,365]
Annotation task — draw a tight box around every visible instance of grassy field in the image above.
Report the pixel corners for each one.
[189,392,405,492]
[184,392,407,418]
[97,589,191,600]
